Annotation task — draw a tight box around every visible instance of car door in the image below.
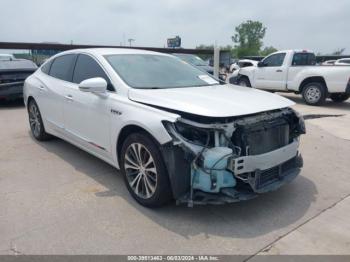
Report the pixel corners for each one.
[63,54,114,158]
[36,54,77,131]
[254,53,287,90]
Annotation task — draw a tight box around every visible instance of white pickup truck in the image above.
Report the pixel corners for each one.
[234,50,350,105]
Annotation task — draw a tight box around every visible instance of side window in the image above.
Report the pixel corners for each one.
[263,53,286,67]
[49,54,77,82]
[292,53,316,66]
[73,54,114,91]
[41,59,53,74]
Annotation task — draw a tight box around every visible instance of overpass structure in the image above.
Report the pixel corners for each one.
[0,41,214,54]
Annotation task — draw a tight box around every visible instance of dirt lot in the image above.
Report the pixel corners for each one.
[1,94,350,258]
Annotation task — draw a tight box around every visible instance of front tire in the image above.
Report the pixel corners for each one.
[330,93,349,103]
[302,82,327,106]
[237,77,251,87]
[28,99,52,141]
[120,132,172,207]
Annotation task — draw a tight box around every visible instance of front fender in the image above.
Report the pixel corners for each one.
[238,67,255,85]
[109,97,180,168]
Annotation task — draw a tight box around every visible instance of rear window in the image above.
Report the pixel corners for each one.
[340,59,350,64]
[292,53,316,66]
[49,54,77,82]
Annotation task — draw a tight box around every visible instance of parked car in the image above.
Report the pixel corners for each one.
[0,54,15,60]
[172,53,214,75]
[0,57,37,100]
[24,48,305,207]
[229,59,258,73]
[321,60,336,66]
[228,59,259,84]
[233,50,350,105]
[334,58,350,66]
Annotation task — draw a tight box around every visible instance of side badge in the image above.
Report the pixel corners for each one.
[111,109,122,115]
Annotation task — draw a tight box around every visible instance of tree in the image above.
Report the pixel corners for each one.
[260,46,278,56]
[196,44,214,50]
[232,20,266,57]
[332,48,346,55]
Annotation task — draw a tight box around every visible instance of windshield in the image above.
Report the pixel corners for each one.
[173,54,208,66]
[105,54,218,89]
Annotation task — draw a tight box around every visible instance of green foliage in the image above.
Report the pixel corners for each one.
[232,20,266,57]
[196,20,278,59]
[260,46,278,56]
[196,44,214,50]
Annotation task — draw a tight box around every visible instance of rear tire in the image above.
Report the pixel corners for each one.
[120,132,172,207]
[28,99,52,141]
[302,82,327,106]
[330,93,349,103]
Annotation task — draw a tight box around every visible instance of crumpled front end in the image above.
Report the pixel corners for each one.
[162,107,305,206]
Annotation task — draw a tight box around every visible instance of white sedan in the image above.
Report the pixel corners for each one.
[334,58,350,66]
[24,48,305,207]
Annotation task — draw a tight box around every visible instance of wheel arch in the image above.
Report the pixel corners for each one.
[237,74,252,87]
[26,96,35,109]
[299,76,328,93]
[116,124,163,167]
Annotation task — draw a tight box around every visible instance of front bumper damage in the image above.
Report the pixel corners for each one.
[162,107,305,206]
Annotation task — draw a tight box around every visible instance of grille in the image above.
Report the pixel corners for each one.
[232,117,290,156]
[257,166,279,188]
[256,156,298,189]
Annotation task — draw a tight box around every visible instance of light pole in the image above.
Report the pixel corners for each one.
[128,38,135,47]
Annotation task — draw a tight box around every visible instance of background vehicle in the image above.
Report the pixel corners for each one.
[173,53,214,74]
[321,60,336,65]
[334,58,350,66]
[24,48,305,207]
[229,59,258,73]
[228,59,258,84]
[0,57,37,100]
[0,54,15,60]
[234,50,350,105]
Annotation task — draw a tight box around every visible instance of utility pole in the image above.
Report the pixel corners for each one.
[128,38,135,47]
[214,43,220,79]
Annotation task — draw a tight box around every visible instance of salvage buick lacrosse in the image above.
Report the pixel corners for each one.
[24,48,305,207]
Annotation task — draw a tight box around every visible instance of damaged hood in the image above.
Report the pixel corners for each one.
[128,84,294,117]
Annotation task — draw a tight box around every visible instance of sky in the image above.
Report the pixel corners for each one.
[0,0,349,54]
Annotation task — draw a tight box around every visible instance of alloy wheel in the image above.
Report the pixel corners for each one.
[124,143,157,199]
[29,103,41,138]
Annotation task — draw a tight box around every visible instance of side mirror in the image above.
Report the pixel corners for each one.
[257,61,265,67]
[79,77,107,93]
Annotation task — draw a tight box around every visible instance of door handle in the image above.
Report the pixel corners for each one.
[65,94,73,101]
[276,69,283,72]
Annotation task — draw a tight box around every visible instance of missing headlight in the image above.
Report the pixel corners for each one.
[174,122,214,147]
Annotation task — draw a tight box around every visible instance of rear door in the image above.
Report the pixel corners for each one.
[63,54,114,158]
[254,52,287,90]
[37,54,77,131]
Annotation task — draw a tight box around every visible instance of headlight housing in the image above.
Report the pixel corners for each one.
[163,121,215,147]
[293,109,306,134]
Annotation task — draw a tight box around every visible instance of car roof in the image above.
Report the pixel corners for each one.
[57,48,170,57]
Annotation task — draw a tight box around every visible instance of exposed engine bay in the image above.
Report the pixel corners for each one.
[162,107,305,206]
